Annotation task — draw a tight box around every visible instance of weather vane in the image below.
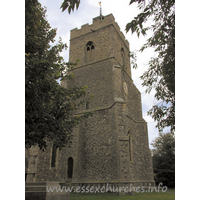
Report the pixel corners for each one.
[99,2,103,20]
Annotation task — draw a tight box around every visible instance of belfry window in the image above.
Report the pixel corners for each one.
[86,41,95,63]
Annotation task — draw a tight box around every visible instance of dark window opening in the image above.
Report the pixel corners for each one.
[129,135,131,161]
[68,157,73,178]
[51,144,57,167]
[128,130,132,162]
[86,41,95,63]
[87,41,93,46]
[121,47,125,67]
[25,157,28,181]
[86,101,89,109]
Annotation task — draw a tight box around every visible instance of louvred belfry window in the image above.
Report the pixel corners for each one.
[86,41,95,63]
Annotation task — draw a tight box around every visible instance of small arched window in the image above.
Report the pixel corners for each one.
[86,41,95,63]
[128,130,133,162]
[51,143,58,168]
[86,101,89,109]
[121,47,125,67]
[68,157,73,178]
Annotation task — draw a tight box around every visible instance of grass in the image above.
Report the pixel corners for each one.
[70,189,175,200]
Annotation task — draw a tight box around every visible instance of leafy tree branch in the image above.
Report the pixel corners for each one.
[26,0,93,149]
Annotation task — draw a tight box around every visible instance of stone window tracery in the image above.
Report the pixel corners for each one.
[86,41,95,63]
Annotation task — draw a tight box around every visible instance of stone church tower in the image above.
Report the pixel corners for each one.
[25,14,154,189]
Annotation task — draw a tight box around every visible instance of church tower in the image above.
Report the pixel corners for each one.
[26,14,154,189]
[62,14,154,187]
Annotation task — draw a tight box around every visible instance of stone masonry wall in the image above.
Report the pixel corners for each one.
[69,14,131,77]
[66,59,118,112]
[75,106,120,183]
[114,66,154,184]
[36,126,79,182]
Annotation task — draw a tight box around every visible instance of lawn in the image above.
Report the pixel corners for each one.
[70,189,175,200]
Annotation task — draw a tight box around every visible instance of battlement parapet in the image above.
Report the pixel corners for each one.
[70,14,129,48]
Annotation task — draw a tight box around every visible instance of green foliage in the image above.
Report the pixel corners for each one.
[151,133,175,187]
[126,0,175,133]
[129,51,138,69]
[25,0,93,149]
[60,0,80,13]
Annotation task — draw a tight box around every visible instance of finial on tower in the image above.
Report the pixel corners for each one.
[99,2,103,21]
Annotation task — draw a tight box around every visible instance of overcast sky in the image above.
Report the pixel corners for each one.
[39,0,168,148]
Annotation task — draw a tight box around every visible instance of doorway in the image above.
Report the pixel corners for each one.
[68,157,73,178]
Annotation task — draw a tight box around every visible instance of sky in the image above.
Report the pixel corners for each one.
[39,0,166,148]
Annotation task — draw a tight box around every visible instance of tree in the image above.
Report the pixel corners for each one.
[25,0,92,149]
[151,132,175,187]
[126,0,175,133]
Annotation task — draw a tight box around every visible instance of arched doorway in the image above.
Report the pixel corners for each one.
[68,157,73,178]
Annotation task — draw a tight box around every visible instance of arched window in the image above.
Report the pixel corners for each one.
[121,47,125,67]
[68,157,73,178]
[128,130,133,162]
[86,41,95,63]
[51,143,58,168]
[86,101,89,109]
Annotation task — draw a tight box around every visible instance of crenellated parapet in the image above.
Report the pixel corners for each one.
[70,14,129,48]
